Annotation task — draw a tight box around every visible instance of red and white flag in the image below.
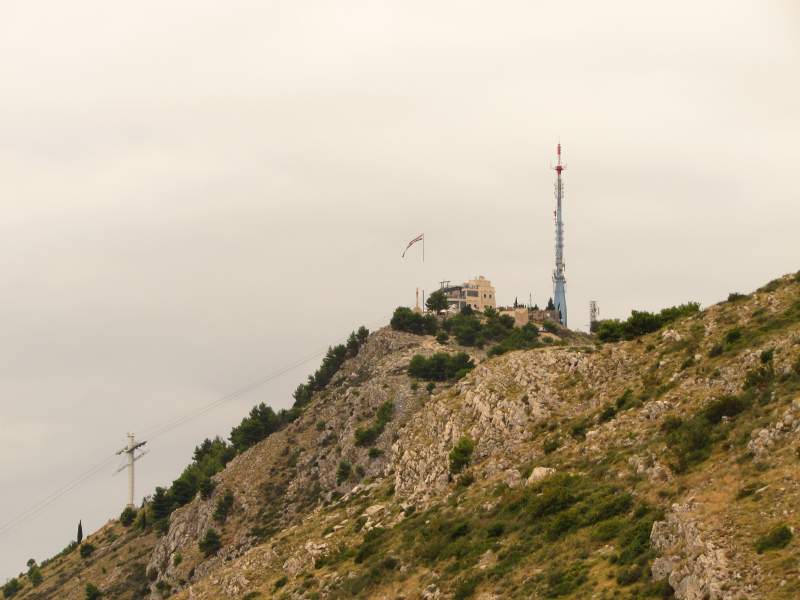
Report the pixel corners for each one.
[401,233,424,259]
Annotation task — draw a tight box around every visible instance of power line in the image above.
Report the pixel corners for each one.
[0,316,389,539]
[140,314,389,442]
[0,455,119,537]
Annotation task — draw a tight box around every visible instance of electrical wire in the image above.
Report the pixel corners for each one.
[0,315,389,538]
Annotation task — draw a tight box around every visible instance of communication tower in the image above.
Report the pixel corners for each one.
[552,144,568,327]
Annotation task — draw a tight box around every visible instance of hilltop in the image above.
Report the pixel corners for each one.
[5,270,800,599]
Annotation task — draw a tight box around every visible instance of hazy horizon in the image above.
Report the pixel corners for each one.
[1,0,799,577]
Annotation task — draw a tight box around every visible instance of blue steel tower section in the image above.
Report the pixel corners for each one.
[552,143,568,327]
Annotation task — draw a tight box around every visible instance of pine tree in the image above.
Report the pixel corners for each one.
[77,520,83,544]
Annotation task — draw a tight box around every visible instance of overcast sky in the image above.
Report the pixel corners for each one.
[1,0,798,578]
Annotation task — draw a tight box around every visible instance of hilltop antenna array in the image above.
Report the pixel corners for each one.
[552,143,568,327]
[115,433,147,508]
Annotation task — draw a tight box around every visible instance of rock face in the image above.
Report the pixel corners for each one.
[650,504,760,600]
[747,399,800,458]
[145,328,482,597]
[392,350,612,501]
[526,466,556,484]
[650,504,740,600]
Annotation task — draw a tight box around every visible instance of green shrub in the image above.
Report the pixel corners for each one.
[591,517,625,541]
[709,344,724,357]
[213,489,234,524]
[453,574,481,600]
[436,331,449,344]
[408,353,475,381]
[449,437,475,474]
[615,565,643,585]
[368,447,383,459]
[735,482,764,500]
[727,292,747,302]
[355,527,388,564]
[274,576,288,589]
[199,528,221,557]
[665,394,751,472]
[701,395,750,424]
[27,565,43,587]
[119,506,136,527]
[79,543,95,559]
[598,404,617,423]
[448,313,484,346]
[544,562,588,597]
[84,583,102,600]
[617,515,659,565]
[525,474,580,519]
[336,461,352,484]
[615,389,637,411]
[487,522,505,537]
[569,419,589,440]
[488,324,541,356]
[135,510,148,531]
[426,382,436,394]
[354,401,394,446]
[390,307,438,335]
[755,524,792,553]
[725,328,742,344]
[426,290,449,313]
[230,403,293,454]
[457,473,476,488]
[758,279,781,293]
[2,578,21,599]
[543,437,560,454]
[150,486,173,523]
[596,319,625,342]
[292,326,369,409]
[596,302,700,342]
[199,477,216,500]
[542,320,560,334]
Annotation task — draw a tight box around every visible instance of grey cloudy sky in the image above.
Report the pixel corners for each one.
[1,0,798,577]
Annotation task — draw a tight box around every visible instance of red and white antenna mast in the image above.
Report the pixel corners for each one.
[552,143,568,327]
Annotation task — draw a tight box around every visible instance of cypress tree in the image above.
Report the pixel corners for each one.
[77,520,83,544]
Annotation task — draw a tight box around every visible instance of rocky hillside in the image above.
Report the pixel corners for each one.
[8,271,800,599]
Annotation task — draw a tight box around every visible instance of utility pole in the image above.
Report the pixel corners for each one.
[115,433,147,508]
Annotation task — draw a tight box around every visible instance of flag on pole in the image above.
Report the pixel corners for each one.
[401,233,424,260]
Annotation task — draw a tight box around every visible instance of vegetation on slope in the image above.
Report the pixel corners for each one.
[594,302,700,342]
[408,352,475,381]
[10,270,800,600]
[392,304,547,355]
